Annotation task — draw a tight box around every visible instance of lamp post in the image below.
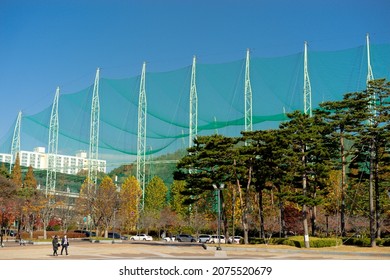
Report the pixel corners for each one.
[1,208,5,247]
[112,208,117,243]
[213,183,224,251]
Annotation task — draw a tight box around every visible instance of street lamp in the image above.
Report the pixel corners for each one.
[213,183,224,251]
[1,208,5,247]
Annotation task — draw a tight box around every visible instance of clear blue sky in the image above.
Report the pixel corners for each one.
[0,0,389,139]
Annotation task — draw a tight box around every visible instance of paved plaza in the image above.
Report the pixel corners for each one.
[1,239,390,260]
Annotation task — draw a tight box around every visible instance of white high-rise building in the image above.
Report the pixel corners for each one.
[0,147,106,175]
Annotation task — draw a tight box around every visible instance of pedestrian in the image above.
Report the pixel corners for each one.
[52,235,59,256]
[61,234,69,255]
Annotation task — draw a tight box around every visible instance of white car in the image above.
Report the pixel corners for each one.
[228,236,242,244]
[163,236,176,242]
[130,234,153,241]
[209,235,226,244]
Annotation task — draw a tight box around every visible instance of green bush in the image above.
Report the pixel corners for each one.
[249,236,341,248]
[341,237,390,247]
[382,238,390,246]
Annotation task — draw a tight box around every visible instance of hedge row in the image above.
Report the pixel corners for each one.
[249,236,390,247]
[249,237,342,248]
[342,237,390,247]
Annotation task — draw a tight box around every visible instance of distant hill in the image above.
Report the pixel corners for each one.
[1,148,187,193]
[109,149,186,187]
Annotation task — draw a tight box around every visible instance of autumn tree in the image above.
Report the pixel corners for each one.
[143,176,168,231]
[169,180,187,220]
[0,163,9,178]
[10,153,22,188]
[77,178,101,236]
[0,174,17,239]
[119,175,142,233]
[96,176,119,237]
[18,166,40,239]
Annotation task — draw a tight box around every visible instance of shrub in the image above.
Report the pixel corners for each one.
[340,237,390,247]
[249,236,341,248]
[382,238,390,246]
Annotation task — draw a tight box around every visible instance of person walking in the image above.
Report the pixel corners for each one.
[61,234,69,255]
[52,235,59,256]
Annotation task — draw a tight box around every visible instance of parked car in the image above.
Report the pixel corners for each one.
[175,234,196,242]
[107,232,127,240]
[227,236,242,244]
[198,234,211,243]
[74,230,96,237]
[1,229,16,237]
[130,234,153,241]
[163,236,175,242]
[209,235,226,244]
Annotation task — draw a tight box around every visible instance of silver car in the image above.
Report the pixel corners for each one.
[198,234,211,243]
[175,234,196,242]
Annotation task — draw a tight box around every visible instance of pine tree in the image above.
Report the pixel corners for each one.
[319,88,370,236]
[278,111,337,247]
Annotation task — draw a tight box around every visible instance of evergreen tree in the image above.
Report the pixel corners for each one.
[175,135,238,240]
[278,111,336,247]
[349,79,390,245]
[319,88,370,236]
[242,129,286,238]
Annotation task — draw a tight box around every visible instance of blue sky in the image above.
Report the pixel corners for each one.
[0,0,389,140]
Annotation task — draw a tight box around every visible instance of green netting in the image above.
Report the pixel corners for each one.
[1,44,390,169]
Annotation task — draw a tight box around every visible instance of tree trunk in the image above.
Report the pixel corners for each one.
[257,189,265,239]
[311,205,317,236]
[302,147,310,248]
[237,178,249,244]
[221,193,228,238]
[369,139,376,247]
[374,144,381,239]
[302,204,310,248]
[275,184,287,238]
[340,135,346,237]
[237,168,252,244]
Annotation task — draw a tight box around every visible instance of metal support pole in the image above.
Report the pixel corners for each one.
[213,183,224,250]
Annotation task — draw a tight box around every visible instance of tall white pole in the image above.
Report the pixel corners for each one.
[244,49,253,132]
[88,68,100,188]
[189,55,198,148]
[303,41,312,117]
[137,62,147,210]
[46,87,60,196]
[10,111,22,173]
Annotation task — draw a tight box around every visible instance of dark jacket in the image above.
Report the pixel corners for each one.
[52,237,59,250]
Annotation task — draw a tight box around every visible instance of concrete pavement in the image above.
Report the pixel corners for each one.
[1,239,390,260]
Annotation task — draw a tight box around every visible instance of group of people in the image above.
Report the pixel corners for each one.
[52,234,69,256]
